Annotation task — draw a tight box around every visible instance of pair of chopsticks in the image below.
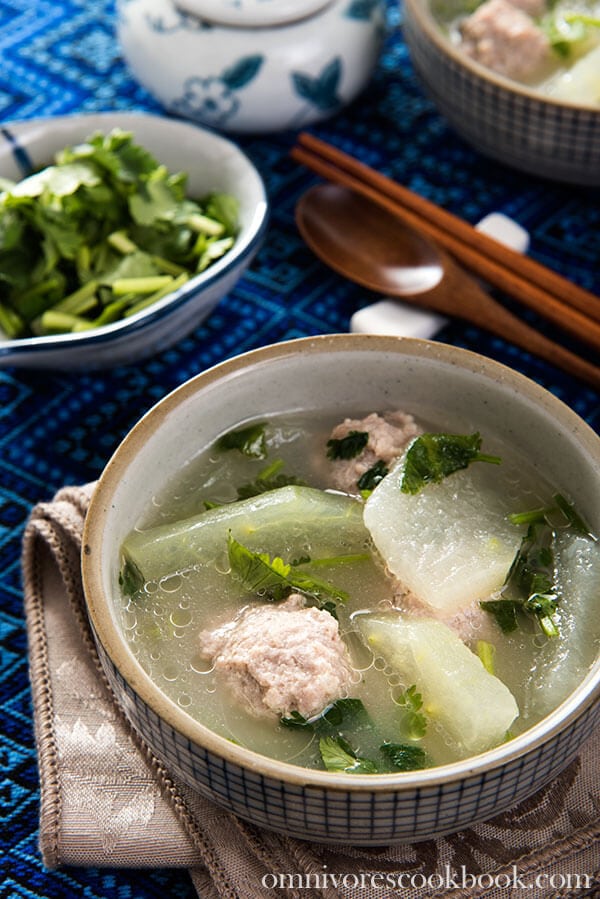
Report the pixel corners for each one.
[291,132,600,358]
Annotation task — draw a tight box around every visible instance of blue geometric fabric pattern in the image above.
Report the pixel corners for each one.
[0,1,598,898]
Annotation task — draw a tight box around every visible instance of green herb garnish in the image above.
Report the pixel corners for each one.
[481,520,559,638]
[326,430,369,460]
[553,493,595,539]
[484,493,594,639]
[217,423,267,459]
[357,459,389,492]
[479,599,521,634]
[319,736,379,774]
[400,432,501,495]
[0,129,238,338]
[281,697,431,774]
[281,697,370,730]
[379,741,430,772]
[476,640,496,675]
[542,11,600,59]
[227,534,348,604]
[236,460,306,498]
[119,557,144,597]
[394,684,428,740]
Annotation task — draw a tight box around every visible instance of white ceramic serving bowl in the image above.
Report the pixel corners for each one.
[116,0,386,133]
[0,112,268,369]
[81,334,600,845]
[402,0,600,184]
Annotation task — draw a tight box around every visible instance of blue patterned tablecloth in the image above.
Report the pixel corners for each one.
[1,2,599,897]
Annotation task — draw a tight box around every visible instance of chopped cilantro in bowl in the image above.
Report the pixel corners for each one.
[0,128,239,339]
[0,112,268,368]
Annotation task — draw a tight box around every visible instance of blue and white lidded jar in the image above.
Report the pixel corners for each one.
[116,0,386,133]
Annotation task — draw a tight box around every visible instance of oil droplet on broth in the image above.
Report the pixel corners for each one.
[191,652,214,674]
[170,607,192,628]
[214,551,231,575]
[121,609,137,631]
[161,573,183,593]
[162,662,180,682]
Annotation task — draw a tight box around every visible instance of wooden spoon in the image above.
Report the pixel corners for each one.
[295,183,600,390]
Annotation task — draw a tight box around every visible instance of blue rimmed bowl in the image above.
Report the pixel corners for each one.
[0,112,268,369]
[81,334,600,845]
[403,0,600,185]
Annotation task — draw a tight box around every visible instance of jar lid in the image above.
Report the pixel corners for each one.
[175,0,333,27]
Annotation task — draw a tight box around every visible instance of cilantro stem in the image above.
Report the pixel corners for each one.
[112,275,174,296]
[476,640,496,674]
[509,506,553,526]
[37,309,90,335]
[124,273,189,316]
[0,303,25,339]
[53,279,99,315]
[88,296,137,327]
[151,255,188,276]
[539,615,560,639]
[563,12,600,27]
[108,230,138,255]
[474,452,502,465]
[186,213,225,236]
[257,459,285,480]
[299,553,371,567]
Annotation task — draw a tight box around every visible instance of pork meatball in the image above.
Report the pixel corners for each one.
[327,410,422,494]
[198,594,353,719]
[459,0,551,81]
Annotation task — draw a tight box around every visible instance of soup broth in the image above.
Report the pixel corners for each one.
[118,410,600,773]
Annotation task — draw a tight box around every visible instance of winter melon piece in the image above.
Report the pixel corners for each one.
[121,485,368,586]
[358,614,519,755]
[550,45,600,106]
[521,533,600,718]
[363,460,521,614]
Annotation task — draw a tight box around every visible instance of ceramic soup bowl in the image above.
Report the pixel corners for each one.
[403,0,600,184]
[82,335,600,844]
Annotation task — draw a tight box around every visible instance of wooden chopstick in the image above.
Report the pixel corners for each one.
[292,133,600,353]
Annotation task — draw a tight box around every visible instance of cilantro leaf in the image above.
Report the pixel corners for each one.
[553,493,595,539]
[479,599,521,634]
[216,423,267,459]
[236,461,306,499]
[394,684,428,740]
[227,534,348,604]
[326,430,369,460]
[357,459,389,492]
[400,432,501,495]
[0,128,238,339]
[282,696,433,775]
[379,741,429,772]
[319,736,378,774]
[481,519,560,638]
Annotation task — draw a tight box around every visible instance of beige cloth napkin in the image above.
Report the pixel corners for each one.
[23,485,599,899]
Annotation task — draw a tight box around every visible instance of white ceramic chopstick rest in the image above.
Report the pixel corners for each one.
[350,212,530,338]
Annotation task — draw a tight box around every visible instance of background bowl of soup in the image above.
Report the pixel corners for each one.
[81,334,600,845]
[402,0,600,185]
